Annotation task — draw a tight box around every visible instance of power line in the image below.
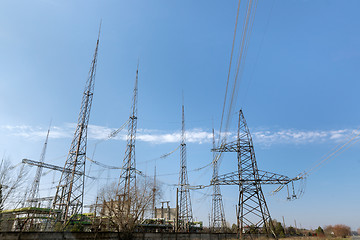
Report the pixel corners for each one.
[218,0,241,146]
[299,128,360,178]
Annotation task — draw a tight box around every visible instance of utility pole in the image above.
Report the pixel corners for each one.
[166,201,170,220]
[152,166,156,218]
[212,110,299,239]
[282,216,286,235]
[178,104,193,231]
[51,24,101,228]
[211,128,226,232]
[0,184,5,229]
[118,65,139,223]
[175,188,179,232]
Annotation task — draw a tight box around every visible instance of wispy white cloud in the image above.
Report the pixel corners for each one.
[0,124,72,139]
[136,128,213,144]
[252,128,358,147]
[0,124,359,147]
[88,124,115,140]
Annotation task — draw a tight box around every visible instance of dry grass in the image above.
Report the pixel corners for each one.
[280,237,349,240]
[228,237,351,240]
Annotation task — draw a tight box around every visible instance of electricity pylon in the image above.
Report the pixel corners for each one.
[51,26,100,227]
[27,125,51,208]
[211,128,226,232]
[118,66,139,220]
[212,110,296,239]
[178,104,193,231]
[20,125,51,231]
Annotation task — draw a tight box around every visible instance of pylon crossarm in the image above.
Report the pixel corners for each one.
[257,170,292,184]
[212,169,293,185]
[22,159,85,176]
[211,140,252,153]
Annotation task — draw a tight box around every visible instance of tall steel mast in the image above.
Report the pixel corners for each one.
[118,66,139,222]
[51,26,101,227]
[178,104,193,231]
[28,124,51,208]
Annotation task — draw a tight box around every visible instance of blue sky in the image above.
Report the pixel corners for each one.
[1,0,360,230]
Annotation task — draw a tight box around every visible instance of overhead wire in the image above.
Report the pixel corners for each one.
[218,0,241,147]
[207,0,244,176]
[271,127,360,198]
[83,119,131,193]
[230,0,258,118]
[85,143,181,171]
[86,157,125,170]
[146,162,214,178]
[215,0,259,170]
[84,0,261,206]
[137,144,181,165]
[299,128,360,178]
[242,0,275,106]
[85,119,133,190]
[47,155,67,162]
[224,0,258,138]
[9,162,22,170]
[90,119,130,161]
[86,0,260,194]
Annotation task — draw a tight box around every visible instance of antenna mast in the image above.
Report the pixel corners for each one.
[51,25,101,227]
[19,124,51,231]
[118,65,139,223]
[28,125,51,207]
[178,104,193,231]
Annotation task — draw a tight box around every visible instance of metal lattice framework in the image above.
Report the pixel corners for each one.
[17,126,51,231]
[212,110,294,239]
[211,128,227,231]
[118,66,139,218]
[27,126,51,208]
[178,104,193,231]
[51,29,100,226]
[22,159,87,178]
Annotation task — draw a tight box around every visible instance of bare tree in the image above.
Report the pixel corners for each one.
[0,157,28,231]
[333,224,351,238]
[325,224,351,238]
[95,177,159,232]
[0,157,28,210]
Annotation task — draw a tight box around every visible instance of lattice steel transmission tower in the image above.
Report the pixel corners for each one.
[118,66,139,219]
[212,110,296,239]
[178,104,193,231]
[51,27,100,226]
[27,125,51,208]
[211,128,226,231]
[19,125,51,231]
